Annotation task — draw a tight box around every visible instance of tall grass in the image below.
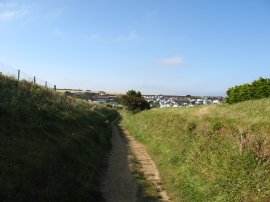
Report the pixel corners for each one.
[0,75,117,202]
[121,100,270,201]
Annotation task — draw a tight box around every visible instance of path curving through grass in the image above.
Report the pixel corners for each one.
[102,116,170,201]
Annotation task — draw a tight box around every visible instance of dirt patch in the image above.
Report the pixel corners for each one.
[102,117,170,201]
[124,128,171,201]
[102,118,137,202]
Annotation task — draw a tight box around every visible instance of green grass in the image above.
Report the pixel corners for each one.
[0,75,117,202]
[121,100,270,202]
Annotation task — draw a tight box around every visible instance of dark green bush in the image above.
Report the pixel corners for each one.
[226,77,270,104]
[119,90,150,112]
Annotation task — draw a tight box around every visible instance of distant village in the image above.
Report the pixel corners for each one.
[144,95,224,108]
[59,89,225,108]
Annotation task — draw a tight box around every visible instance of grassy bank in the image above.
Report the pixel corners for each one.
[121,100,270,201]
[0,75,117,202]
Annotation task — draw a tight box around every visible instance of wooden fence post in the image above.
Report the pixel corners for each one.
[17,69,20,81]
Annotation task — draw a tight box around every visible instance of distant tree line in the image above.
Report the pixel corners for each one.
[226,77,270,104]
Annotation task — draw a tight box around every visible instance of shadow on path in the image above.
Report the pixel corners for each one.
[102,115,164,202]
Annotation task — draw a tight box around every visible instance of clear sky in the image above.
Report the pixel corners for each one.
[0,0,269,96]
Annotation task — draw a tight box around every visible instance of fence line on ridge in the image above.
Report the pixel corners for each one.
[0,62,56,90]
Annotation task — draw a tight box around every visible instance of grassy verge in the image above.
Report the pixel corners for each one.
[121,100,270,201]
[0,75,117,202]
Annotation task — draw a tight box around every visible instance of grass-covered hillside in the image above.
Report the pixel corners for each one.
[121,100,270,202]
[0,75,117,202]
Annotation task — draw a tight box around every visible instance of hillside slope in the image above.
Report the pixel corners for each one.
[121,100,270,201]
[0,75,117,202]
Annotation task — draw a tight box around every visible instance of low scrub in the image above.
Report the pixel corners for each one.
[0,75,117,202]
[121,100,270,201]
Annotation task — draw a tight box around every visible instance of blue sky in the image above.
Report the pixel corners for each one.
[0,0,269,96]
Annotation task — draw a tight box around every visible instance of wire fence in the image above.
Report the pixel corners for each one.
[0,62,56,90]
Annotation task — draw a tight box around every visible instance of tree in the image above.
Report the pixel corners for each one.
[120,90,150,112]
[226,77,270,104]
[126,90,141,97]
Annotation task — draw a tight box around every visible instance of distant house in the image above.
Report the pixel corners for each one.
[212,100,221,104]
[195,99,204,105]
[174,98,190,106]
[203,100,211,105]
[98,91,106,95]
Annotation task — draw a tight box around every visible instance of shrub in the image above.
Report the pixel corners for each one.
[226,77,270,104]
[119,90,150,112]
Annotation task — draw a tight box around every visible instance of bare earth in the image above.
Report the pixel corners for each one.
[102,117,170,202]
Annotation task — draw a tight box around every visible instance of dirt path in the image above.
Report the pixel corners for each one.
[102,117,170,202]
[102,117,137,202]
[124,128,170,201]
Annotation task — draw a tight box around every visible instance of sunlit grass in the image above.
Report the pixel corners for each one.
[121,100,270,201]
